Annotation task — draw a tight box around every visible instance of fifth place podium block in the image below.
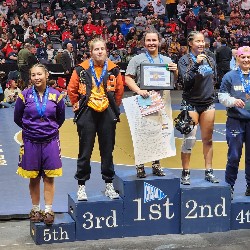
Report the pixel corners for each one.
[30,167,250,245]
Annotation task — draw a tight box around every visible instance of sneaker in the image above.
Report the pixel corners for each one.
[245,185,250,196]
[205,169,219,183]
[152,161,165,176]
[77,185,88,201]
[136,164,146,178]
[43,211,55,225]
[181,170,190,185]
[29,209,43,222]
[105,183,119,199]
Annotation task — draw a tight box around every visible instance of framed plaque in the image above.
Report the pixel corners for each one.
[140,63,174,90]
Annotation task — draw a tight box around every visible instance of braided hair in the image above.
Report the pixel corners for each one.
[186,31,214,69]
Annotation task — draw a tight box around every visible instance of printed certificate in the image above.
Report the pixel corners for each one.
[140,64,173,90]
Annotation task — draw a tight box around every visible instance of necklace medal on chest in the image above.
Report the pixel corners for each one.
[32,86,49,122]
[89,59,108,91]
[238,67,250,99]
[190,52,213,76]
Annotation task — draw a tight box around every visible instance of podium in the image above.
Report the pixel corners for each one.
[180,179,231,234]
[68,193,124,241]
[29,167,250,244]
[113,168,180,236]
[30,213,75,245]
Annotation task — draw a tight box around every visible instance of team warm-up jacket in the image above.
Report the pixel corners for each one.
[67,59,124,119]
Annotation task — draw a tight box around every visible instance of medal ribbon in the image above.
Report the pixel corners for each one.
[89,59,108,88]
[145,50,163,63]
[190,52,213,76]
[32,85,49,119]
[238,67,250,94]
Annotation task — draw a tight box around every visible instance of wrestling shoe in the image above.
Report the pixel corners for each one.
[43,211,55,225]
[181,170,190,185]
[77,185,88,201]
[105,183,119,199]
[205,169,219,183]
[29,209,43,223]
[136,164,146,178]
[152,161,165,176]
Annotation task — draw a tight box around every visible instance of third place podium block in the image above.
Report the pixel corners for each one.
[180,179,231,234]
[68,193,124,241]
[113,168,181,237]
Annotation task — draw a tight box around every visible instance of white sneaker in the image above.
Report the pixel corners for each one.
[77,185,88,201]
[105,183,119,199]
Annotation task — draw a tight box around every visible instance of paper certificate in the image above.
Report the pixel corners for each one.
[140,64,173,90]
[122,91,176,165]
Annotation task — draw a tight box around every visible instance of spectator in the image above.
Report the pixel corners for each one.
[46,43,56,63]
[47,16,60,32]
[36,42,48,64]
[0,1,9,19]
[24,30,40,47]
[111,7,125,21]
[53,48,64,64]
[83,19,96,37]
[109,50,122,63]
[153,0,166,20]
[120,18,134,37]
[166,0,177,19]
[134,11,147,31]
[1,71,21,108]
[216,38,232,89]
[92,6,103,22]
[55,11,67,27]
[238,30,250,47]
[87,0,97,14]
[5,45,18,64]
[108,19,122,35]
[60,42,75,86]
[143,1,154,16]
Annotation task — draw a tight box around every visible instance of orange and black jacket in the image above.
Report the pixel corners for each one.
[68,59,124,120]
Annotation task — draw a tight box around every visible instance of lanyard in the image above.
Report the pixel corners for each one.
[145,50,163,63]
[189,52,197,63]
[89,59,108,88]
[238,67,250,94]
[32,86,49,119]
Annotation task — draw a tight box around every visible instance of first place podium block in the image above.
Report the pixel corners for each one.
[68,193,124,241]
[113,168,181,237]
[30,213,76,245]
[181,179,231,234]
[231,195,250,230]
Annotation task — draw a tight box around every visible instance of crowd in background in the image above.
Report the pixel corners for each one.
[0,0,250,106]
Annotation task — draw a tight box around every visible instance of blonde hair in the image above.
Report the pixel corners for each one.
[89,37,107,52]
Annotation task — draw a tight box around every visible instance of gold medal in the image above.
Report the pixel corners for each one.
[246,94,250,100]
[96,87,100,93]
[40,117,44,122]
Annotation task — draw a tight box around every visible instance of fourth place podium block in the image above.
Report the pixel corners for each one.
[30,167,250,244]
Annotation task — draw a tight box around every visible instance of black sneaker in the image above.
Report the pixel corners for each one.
[136,164,146,178]
[245,185,250,196]
[181,170,190,185]
[152,161,165,176]
[205,169,219,183]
